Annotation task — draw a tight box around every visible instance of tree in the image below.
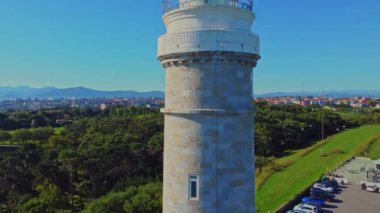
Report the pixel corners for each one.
[18,181,69,213]
[254,124,271,156]
[82,191,127,213]
[255,156,271,174]
[0,131,11,141]
[124,182,162,213]
[12,129,33,143]
[30,127,55,142]
[0,144,41,210]
[369,100,377,108]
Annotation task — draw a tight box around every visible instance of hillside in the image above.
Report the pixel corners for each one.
[0,86,164,100]
[256,125,380,212]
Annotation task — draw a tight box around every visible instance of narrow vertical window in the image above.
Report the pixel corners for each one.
[189,175,199,200]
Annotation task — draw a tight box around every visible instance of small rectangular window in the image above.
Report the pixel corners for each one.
[189,175,199,200]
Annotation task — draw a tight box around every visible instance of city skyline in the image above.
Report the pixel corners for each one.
[1,0,379,93]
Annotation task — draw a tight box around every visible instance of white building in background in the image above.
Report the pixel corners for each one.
[157,0,260,212]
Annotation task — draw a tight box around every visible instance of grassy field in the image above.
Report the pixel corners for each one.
[256,125,380,213]
[336,108,375,123]
[255,139,329,189]
[366,138,380,159]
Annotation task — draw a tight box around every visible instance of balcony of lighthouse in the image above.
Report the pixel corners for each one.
[158,0,259,60]
[163,0,253,14]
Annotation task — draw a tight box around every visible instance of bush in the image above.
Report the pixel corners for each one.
[18,182,68,213]
[124,182,162,213]
[270,162,285,172]
[82,182,162,213]
[0,130,12,141]
[82,191,127,213]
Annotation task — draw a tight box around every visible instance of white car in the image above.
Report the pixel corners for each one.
[293,204,318,213]
[366,185,379,192]
[313,183,334,193]
[334,177,348,184]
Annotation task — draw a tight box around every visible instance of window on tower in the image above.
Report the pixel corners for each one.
[189,175,199,200]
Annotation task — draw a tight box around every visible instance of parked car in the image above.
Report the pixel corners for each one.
[320,176,339,187]
[286,210,306,213]
[310,194,329,202]
[310,193,334,202]
[311,187,335,197]
[366,185,379,192]
[319,180,338,189]
[293,204,318,213]
[313,183,334,193]
[301,197,326,207]
[333,177,348,184]
[302,202,321,210]
[310,189,335,201]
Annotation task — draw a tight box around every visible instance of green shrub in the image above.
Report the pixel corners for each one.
[124,182,162,213]
[270,162,285,172]
[82,191,127,213]
[0,130,12,141]
[82,182,162,213]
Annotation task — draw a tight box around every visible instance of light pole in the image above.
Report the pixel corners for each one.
[321,88,325,141]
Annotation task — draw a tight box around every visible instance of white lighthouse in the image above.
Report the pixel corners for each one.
[157,0,260,212]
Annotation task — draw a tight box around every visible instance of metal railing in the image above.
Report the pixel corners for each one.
[163,0,253,14]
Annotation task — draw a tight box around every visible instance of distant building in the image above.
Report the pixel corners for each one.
[56,119,72,125]
[146,104,160,110]
[100,103,112,110]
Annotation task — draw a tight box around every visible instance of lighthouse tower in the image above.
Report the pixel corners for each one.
[157,0,260,212]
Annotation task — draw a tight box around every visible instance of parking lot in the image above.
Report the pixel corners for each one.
[320,157,380,213]
[319,182,380,213]
[335,157,379,187]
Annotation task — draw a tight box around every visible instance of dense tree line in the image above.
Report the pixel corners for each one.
[0,107,163,212]
[0,104,359,212]
[0,106,156,131]
[343,109,380,126]
[254,102,349,156]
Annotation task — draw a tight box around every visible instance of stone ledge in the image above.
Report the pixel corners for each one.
[160,108,254,115]
[158,51,260,68]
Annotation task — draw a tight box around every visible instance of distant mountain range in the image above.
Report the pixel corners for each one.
[0,86,164,100]
[1,86,379,100]
[255,90,380,98]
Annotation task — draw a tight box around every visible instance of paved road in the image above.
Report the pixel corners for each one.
[319,158,380,213]
[320,183,380,213]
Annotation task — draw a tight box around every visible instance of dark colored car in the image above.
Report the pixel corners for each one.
[320,180,338,189]
[301,197,326,207]
[310,194,328,202]
[311,187,335,197]
[321,177,339,185]
[310,191,335,201]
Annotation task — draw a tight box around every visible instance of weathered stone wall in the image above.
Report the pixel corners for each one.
[162,56,256,212]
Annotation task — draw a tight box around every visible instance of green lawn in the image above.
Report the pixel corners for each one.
[255,139,329,190]
[367,138,380,159]
[256,125,380,213]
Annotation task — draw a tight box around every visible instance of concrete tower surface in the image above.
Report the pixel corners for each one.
[157,0,260,212]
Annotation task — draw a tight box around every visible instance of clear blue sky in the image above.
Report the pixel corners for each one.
[0,0,379,94]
